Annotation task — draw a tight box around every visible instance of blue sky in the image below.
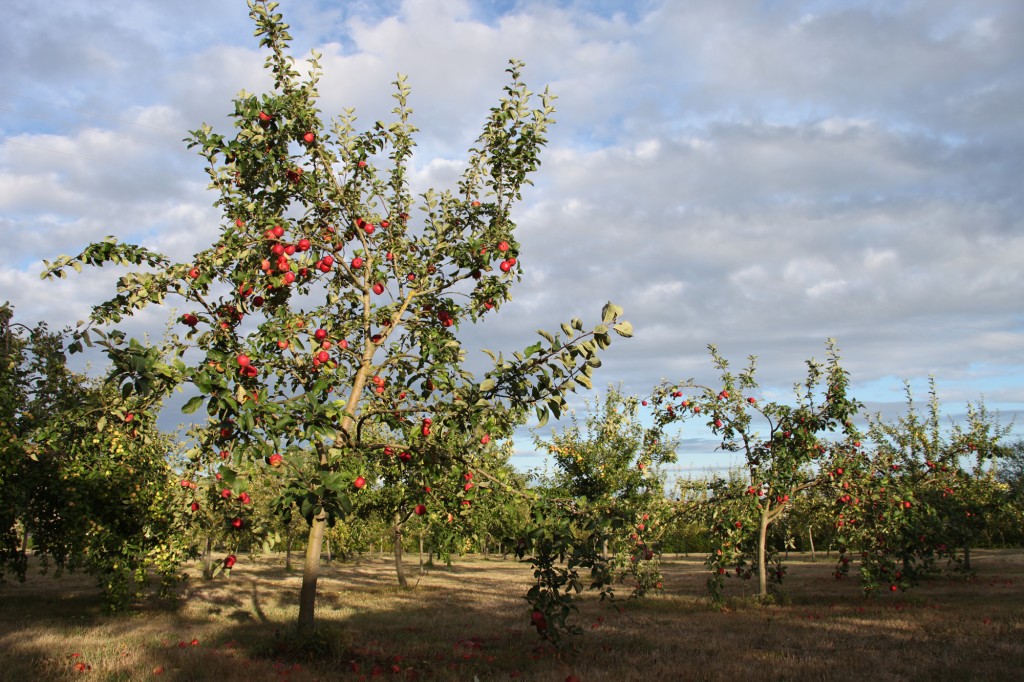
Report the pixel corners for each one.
[2,0,1022,477]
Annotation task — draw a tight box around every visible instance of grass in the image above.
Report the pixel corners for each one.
[2,550,1023,681]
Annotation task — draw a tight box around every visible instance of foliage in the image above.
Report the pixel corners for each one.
[0,303,191,609]
[831,380,1013,592]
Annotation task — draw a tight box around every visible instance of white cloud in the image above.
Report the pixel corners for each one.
[2,0,1022,469]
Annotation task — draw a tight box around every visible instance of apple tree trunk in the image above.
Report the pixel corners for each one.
[297,513,327,635]
[393,514,408,588]
[757,502,771,599]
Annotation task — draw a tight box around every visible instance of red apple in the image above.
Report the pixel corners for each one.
[352,257,363,268]
[480,434,490,445]
[414,504,426,516]
[302,131,315,144]
[354,476,366,490]
[225,555,237,568]
[268,453,283,467]
[314,328,327,341]
[236,354,251,367]
[497,241,509,252]
[372,282,384,295]
[188,267,200,279]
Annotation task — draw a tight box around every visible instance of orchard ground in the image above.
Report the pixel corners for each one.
[2,551,1023,681]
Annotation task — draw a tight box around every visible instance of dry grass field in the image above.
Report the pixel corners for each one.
[2,550,1023,681]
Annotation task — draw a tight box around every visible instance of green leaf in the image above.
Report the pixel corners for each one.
[612,321,633,338]
[480,378,496,392]
[182,396,205,414]
[601,301,623,323]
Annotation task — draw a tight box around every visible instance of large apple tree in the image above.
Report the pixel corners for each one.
[43,1,630,635]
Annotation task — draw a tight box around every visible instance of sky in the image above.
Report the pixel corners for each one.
[2,0,1022,478]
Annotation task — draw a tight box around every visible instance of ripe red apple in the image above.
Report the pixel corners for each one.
[316,350,330,363]
[500,260,512,273]
[322,255,334,268]
[236,354,251,367]
[181,313,198,327]
[372,282,384,295]
[283,272,296,284]
[221,488,232,499]
[480,434,490,445]
[464,482,473,492]
[239,492,251,504]
[354,476,366,490]
[357,160,367,168]
[714,419,723,428]
[231,518,243,529]
[352,257,363,268]
[314,328,327,341]
[297,238,311,251]
[268,453,283,467]
[190,501,200,512]
[277,340,289,350]
[258,111,272,123]
[225,555,237,568]
[497,241,509,252]
[414,504,426,516]
[188,267,200,279]
[302,131,315,144]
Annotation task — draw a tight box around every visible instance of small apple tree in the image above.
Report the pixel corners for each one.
[831,381,1012,592]
[534,385,676,596]
[649,341,861,601]
[43,1,630,636]
[0,303,191,608]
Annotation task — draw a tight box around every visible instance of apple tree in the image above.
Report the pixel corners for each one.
[649,341,861,601]
[0,303,192,609]
[42,1,630,636]
[534,385,676,596]
[831,381,1012,592]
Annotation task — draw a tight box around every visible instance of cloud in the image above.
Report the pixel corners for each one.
[2,0,1022,474]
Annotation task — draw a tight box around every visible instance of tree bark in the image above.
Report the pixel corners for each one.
[418,533,425,575]
[297,513,327,635]
[757,503,771,598]
[203,535,214,579]
[808,527,816,562]
[393,514,408,588]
